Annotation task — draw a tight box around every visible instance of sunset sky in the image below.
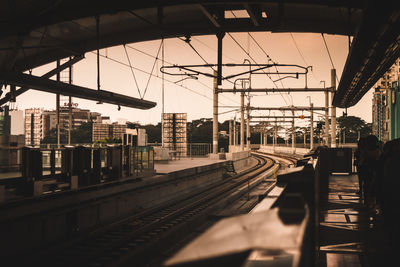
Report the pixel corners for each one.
[14,32,373,126]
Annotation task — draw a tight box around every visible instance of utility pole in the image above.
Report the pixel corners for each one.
[246,101,251,150]
[56,60,60,147]
[233,117,237,146]
[229,120,232,147]
[331,69,337,147]
[310,103,314,149]
[323,81,329,146]
[291,110,295,153]
[213,70,218,154]
[240,92,245,151]
[68,58,73,145]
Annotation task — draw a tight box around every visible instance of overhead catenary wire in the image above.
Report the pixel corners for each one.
[126,43,239,105]
[247,33,292,105]
[321,33,339,84]
[289,33,319,83]
[90,51,212,101]
[142,39,163,98]
[123,44,142,99]
[227,32,290,106]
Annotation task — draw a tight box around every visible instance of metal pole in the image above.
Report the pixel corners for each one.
[229,120,232,147]
[324,86,329,146]
[161,38,165,148]
[246,103,250,150]
[213,70,218,154]
[240,92,245,151]
[56,60,60,147]
[331,69,337,148]
[233,118,237,146]
[291,110,295,152]
[310,103,314,149]
[68,57,72,145]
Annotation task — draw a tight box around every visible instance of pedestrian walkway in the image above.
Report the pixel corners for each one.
[318,174,393,267]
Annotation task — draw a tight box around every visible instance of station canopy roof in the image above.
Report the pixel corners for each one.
[0,0,399,108]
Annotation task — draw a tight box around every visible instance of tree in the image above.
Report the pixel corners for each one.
[41,121,93,144]
[337,115,372,143]
[142,123,161,143]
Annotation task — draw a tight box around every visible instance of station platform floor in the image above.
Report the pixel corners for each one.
[318,174,393,267]
[154,157,227,174]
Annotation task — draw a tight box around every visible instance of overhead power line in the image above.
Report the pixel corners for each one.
[321,33,339,84]
[290,33,319,84]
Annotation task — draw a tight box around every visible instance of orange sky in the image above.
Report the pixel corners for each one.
[15,32,373,125]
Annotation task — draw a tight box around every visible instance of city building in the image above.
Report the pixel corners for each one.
[92,123,127,142]
[25,108,44,145]
[372,58,400,142]
[42,107,101,137]
[24,107,102,145]
[9,110,24,135]
[389,58,400,139]
[92,123,147,145]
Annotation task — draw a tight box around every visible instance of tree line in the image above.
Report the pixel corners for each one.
[41,115,372,149]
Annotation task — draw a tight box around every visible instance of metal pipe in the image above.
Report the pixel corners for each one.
[246,102,250,150]
[310,103,314,149]
[331,69,337,148]
[56,60,60,147]
[213,71,218,154]
[240,92,245,151]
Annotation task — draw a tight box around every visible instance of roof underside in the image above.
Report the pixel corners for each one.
[0,0,399,107]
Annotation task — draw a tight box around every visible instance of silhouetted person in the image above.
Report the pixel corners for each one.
[354,137,366,197]
[358,135,380,206]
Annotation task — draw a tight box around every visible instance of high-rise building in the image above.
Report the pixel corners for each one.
[9,110,24,135]
[92,122,127,142]
[25,107,102,144]
[162,113,187,156]
[25,108,44,145]
[372,58,400,142]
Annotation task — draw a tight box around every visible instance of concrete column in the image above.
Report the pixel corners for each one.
[240,92,245,151]
[264,132,267,145]
[291,110,295,151]
[213,71,218,154]
[310,103,314,149]
[324,90,330,146]
[233,119,237,146]
[228,120,232,148]
[246,104,251,150]
[331,69,337,148]
[260,131,263,145]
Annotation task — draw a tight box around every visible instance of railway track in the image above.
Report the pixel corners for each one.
[22,153,296,267]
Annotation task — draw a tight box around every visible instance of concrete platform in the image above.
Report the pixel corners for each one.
[155,157,227,174]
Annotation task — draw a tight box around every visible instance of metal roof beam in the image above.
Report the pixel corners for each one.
[243,4,262,26]
[0,71,156,109]
[0,55,84,106]
[250,106,327,111]
[197,4,221,28]
[250,115,310,119]
[217,87,334,93]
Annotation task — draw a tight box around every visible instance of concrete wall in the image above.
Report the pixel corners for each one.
[0,162,227,257]
[259,145,311,155]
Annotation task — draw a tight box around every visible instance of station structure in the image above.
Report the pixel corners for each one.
[0,1,399,267]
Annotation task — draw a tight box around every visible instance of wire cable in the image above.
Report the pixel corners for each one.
[123,44,142,98]
[321,33,339,84]
[289,33,319,83]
